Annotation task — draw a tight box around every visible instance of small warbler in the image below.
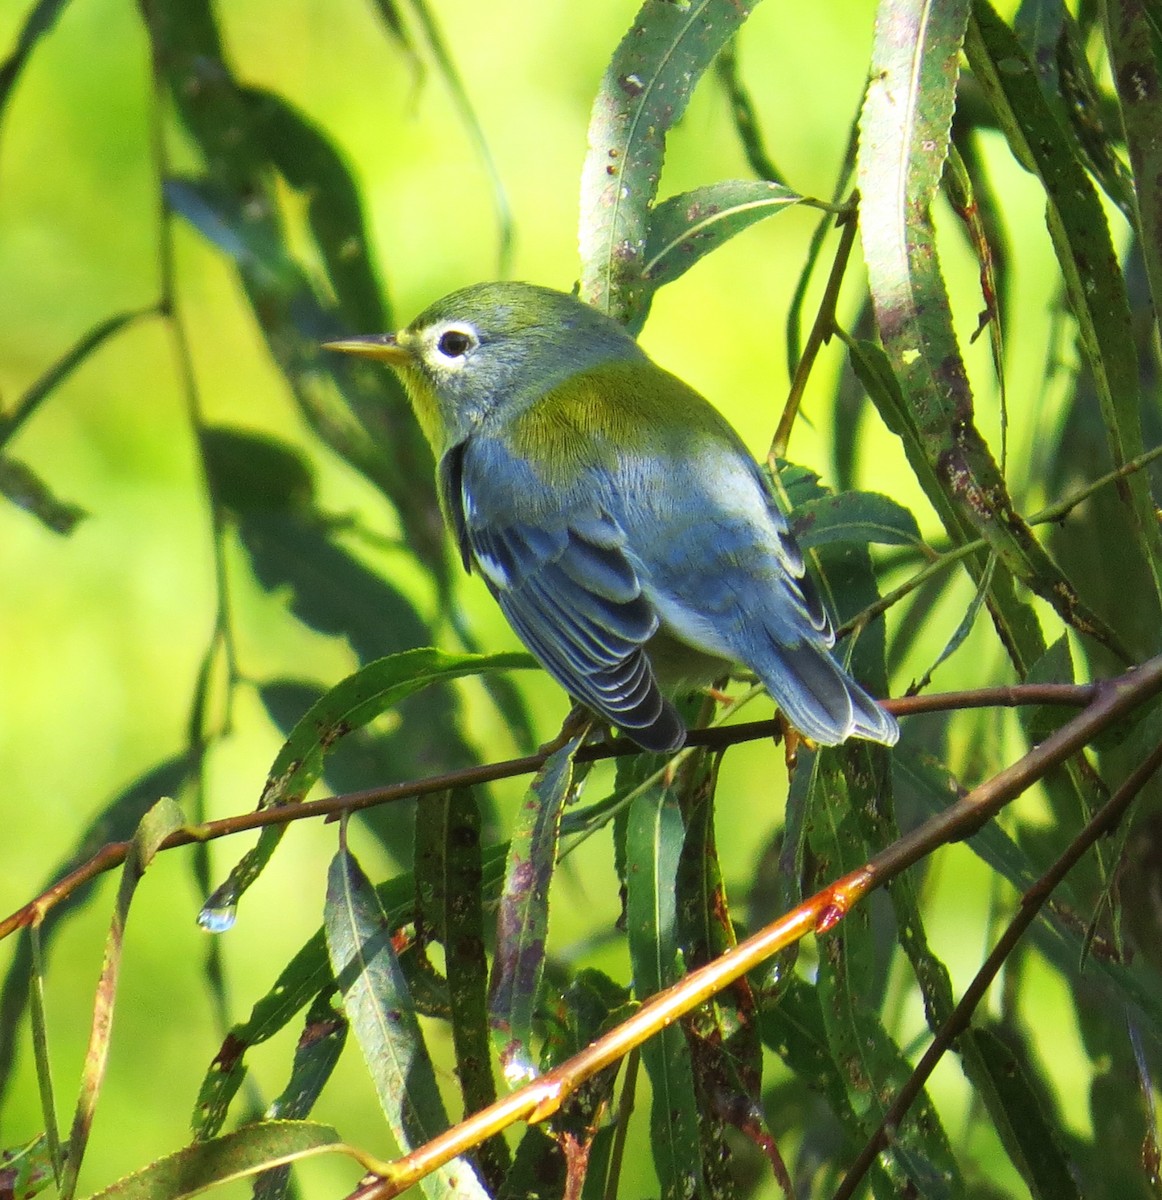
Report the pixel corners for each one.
[326,282,898,752]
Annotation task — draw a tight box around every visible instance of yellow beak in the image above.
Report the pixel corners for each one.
[322,334,412,365]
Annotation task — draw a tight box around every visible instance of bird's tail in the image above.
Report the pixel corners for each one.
[760,641,898,747]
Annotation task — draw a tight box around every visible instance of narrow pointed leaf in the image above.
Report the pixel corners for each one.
[807,753,960,1197]
[198,649,533,927]
[192,845,506,1139]
[625,784,707,1200]
[642,181,803,289]
[416,789,509,1188]
[61,798,186,1200]
[83,1122,342,1200]
[965,0,1162,619]
[325,847,488,1199]
[860,0,1128,665]
[489,737,585,1083]
[252,993,348,1200]
[579,0,761,326]
[1105,0,1162,374]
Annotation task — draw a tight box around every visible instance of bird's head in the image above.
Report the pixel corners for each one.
[325,281,642,455]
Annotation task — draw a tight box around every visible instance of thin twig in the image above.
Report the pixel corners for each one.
[341,654,1162,1200]
[0,681,1098,943]
[833,735,1162,1200]
[770,196,860,461]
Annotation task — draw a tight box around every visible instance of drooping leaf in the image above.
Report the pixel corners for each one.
[324,846,489,1199]
[83,1122,343,1200]
[251,993,348,1200]
[415,788,509,1190]
[966,0,1162,625]
[642,180,804,290]
[60,798,187,1200]
[578,0,762,327]
[489,737,586,1085]
[860,0,1127,668]
[191,845,506,1140]
[198,649,533,928]
[625,783,708,1200]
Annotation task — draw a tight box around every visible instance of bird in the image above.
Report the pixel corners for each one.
[324,281,898,753]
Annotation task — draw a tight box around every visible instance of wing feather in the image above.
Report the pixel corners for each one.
[448,439,684,751]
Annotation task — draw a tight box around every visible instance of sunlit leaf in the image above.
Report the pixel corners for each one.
[642,181,803,290]
[325,846,489,1199]
[83,1122,344,1200]
[966,0,1162,622]
[489,738,586,1084]
[198,649,533,928]
[579,0,761,326]
[792,490,924,551]
[625,783,707,1200]
[60,798,186,1200]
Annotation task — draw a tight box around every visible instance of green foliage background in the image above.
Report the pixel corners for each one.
[3,0,1162,1197]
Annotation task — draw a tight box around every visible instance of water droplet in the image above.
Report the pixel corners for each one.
[197,902,237,933]
[499,1043,539,1087]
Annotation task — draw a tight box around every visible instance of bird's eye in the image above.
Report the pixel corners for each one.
[436,328,474,359]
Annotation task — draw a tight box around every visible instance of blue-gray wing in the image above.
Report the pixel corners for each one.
[440,441,685,751]
[613,452,899,747]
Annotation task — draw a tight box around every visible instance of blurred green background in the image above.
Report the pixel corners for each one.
[0,0,1103,1195]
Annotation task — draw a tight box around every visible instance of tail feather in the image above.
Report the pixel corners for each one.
[760,641,898,747]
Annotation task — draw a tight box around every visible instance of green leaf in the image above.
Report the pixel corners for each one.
[415,788,509,1189]
[82,1122,343,1200]
[191,845,506,1140]
[1105,0,1162,367]
[0,1134,54,1200]
[791,490,924,550]
[807,752,960,1197]
[324,846,489,1199]
[251,993,347,1200]
[61,798,187,1200]
[642,180,803,290]
[489,737,586,1083]
[972,1026,1083,1199]
[578,0,761,327]
[625,784,707,1200]
[147,0,449,583]
[0,455,86,534]
[966,0,1162,622]
[0,756,192,1104]
[261,650,532,811]
[198,649,533,928]
[860,0,1127,668]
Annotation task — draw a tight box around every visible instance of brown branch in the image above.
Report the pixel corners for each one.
[770,197,860,462]
[342,654,1162,1200]
[0,679,1102,943]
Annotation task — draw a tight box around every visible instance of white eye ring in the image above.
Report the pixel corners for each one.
[435,326,477,360]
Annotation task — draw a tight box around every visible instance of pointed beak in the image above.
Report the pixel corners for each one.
[322,333,412,365]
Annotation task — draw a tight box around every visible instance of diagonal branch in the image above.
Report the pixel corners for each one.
[342,654,1162,1200]
[0,681,1098,944]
